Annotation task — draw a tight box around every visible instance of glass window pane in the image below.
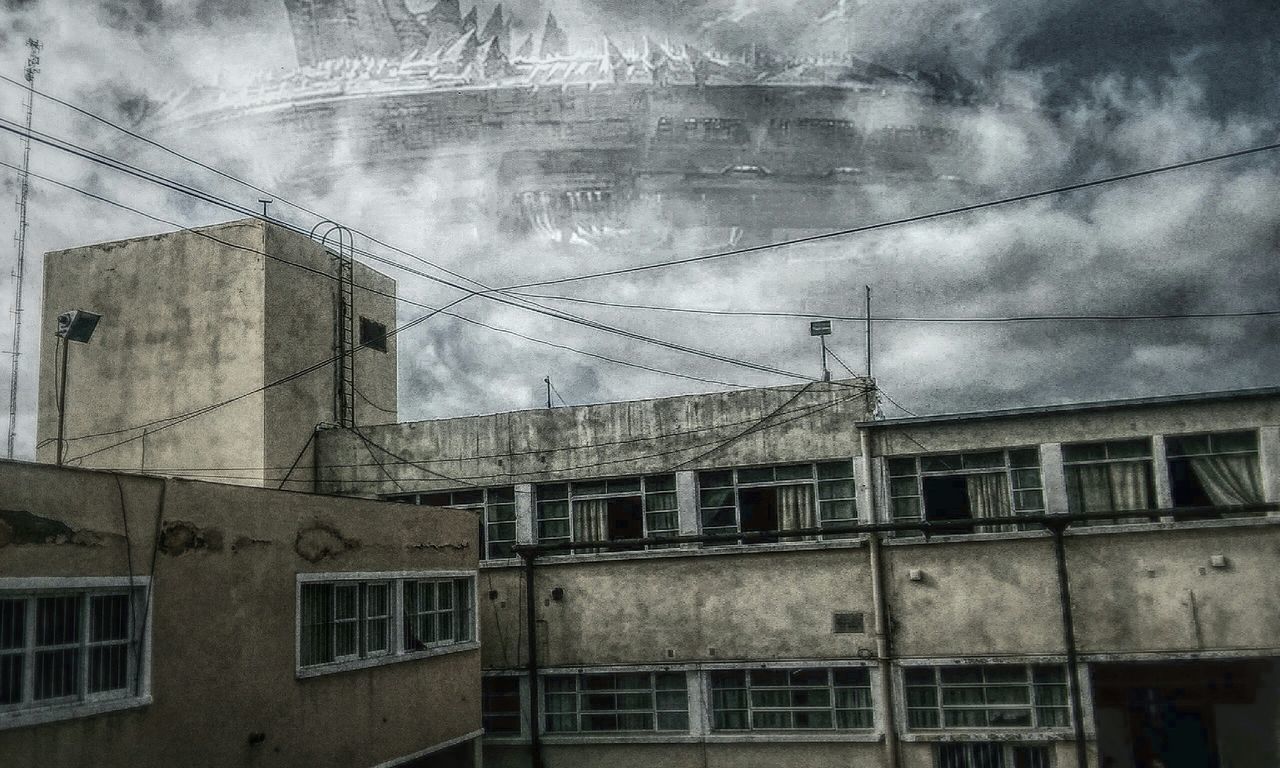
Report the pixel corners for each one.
[537,484,569,501]
[887,458,917,477]
[606,478,642,494]
[489,487,516,503]
[88,644,128,694]
[1212,431,1258,453]
[36,595,80,646]
[699,470,733,488]
[1107,439,1151,459]
[817,460,854,479]
[572,480,608,496]
[962,451,1005,469]
[1008,448,1040,468]
[34,648,79,700]
[920,455,962,473]
[700,488,735,508]
[775,464,813,481]
[90,595,129,643]
[0,599,24,650]
[1063,443,1107,462]
[646,475,676,492]
[818,480,855,500]
[738,467,775,484]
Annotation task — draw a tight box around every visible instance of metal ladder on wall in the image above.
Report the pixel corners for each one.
[312,221,356,429]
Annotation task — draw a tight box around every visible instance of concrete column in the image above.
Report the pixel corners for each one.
[687,669,709,737]
[856,440,876,524]
[676,470,699,535]
[1040,443,1070,515]
[515,483,535,544]
[1259,427,1280,515]
[1151,436,1173,512]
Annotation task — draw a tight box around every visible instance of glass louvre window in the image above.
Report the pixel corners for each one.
[535,475,678,551]
[697,460,857,544]
[937,743,1052,768]
[403,578,474,651]
[300,581,393,666]
[0,588,145,715]
[298,575,475,673]
[905,665,1069,730]
[1063,440,1157,525]
[887,449,1044,535]
[387,488,518,560]
[482,676,522,735]
[1166,431,1263,517]
[543,672,689,733]
[709,667,874,731]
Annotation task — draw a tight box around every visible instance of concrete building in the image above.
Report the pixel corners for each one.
[0,460,481,766]
[32,222,1280,767]
[35,218,397,488]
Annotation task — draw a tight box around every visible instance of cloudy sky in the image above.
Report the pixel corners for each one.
[0,0,1278,457]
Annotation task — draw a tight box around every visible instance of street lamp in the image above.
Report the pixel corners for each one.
[54,309,101,466]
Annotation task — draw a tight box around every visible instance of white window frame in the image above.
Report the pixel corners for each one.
[901,663,1072,734]
[534,475,680,551]
[295,571,477,679]
[541,669,690,735]
[1163,429,1264,514]
[885,447,1044,532]
[386,488,517,561]
[696,460,858,543]
[706,666,875,733]
[0,576,153,731]
[1061,438,1158,525]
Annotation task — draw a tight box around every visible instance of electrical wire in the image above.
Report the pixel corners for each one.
[548,380,569,408]
[508,292,1280,324]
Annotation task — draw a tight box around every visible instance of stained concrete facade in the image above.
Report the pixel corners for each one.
[36,219,397,490]
[313,386,1280,768]
[0,460,480,767]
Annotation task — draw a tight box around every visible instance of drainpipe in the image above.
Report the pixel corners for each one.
[862,427,899,768]
[1049,521,1089,768]
[522,551,544,768]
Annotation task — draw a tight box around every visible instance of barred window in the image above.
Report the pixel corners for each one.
[697,460,857,544]
[905,665,1069,730]
[297,574,475,675]
[937,743,1052,768]
[544,672,688,733]
[0,584,148,721]
[709,667,873,731]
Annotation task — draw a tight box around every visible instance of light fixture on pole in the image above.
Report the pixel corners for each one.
[54,309,101,466]
[809,319,832,382]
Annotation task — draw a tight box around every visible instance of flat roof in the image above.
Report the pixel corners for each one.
[857,386,1280,429]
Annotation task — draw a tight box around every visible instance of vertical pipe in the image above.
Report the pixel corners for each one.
[545,377,552,410]
[820,335,830,382]
[523,552,543,768]
[1051,524,1090,768]
[862,427,898,768]
[865,285,873,379]
[55,338,68,466]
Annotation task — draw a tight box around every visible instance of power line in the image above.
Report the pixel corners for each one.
[494,139,1280,290]
[511,292,1280,324]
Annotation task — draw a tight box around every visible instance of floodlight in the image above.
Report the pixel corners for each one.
[55,310,101,343]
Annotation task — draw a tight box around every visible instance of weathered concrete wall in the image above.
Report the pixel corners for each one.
[262,224,398,492]
[0,461,478,768]
[37,221,269,481]
[36,220,398,492]
[480,547,878,669]
[317,380,874,496]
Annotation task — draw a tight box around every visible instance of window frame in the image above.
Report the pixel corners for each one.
[1061,438,1158,524]
[696,460,859,544]
[387,488,518,561]
[886,447,1044,533]
[541,670,690,735]
[0,577,152,731]
[935,742,1054,768]
[902,663,1071,734]
[358,315,388,353]
[534,474,679,551]
[295,571,477,679]
[708,666,875,733]
[1163,429,1264,515]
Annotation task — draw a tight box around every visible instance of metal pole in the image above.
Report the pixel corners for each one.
[55,337,68,466]
[7,39,40,459]
[820,335,830,382]
[1050,522,1089,768]
[865,285,873,379]
[523,551,544,768]
[862,427,899,768]
[545,377,552,410]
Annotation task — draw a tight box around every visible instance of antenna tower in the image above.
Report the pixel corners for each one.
[6,38,41,459]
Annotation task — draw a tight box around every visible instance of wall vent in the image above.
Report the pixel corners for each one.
[833,611,866,634]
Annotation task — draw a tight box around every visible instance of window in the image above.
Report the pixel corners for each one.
[888,449,1043,534]
[1166,431,1264,517]
[905,665,1069,730]
[359,316,388,352]
[297,574,474,675]
[937,743,1052,768]
[697,461,856,544]
[0,584,148,725]
[1062,439,1157,525]
[709,667,873,731]
[483,676,522,735]
[535,475,677,552]
[544,671,688,733]
[388,487,517,560]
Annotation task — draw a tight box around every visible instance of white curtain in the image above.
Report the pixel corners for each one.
[1188,455,1263,506]
[965,473,1012,531]
[573,498,609,552]
[1068,462,1150,524]
[777,484,816,540]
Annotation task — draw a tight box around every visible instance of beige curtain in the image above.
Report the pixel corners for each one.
[573,498,609,552]
[1068,462,1150,524]
[965,473,1012,531]
[1189,455,1263,506]
[777,484,816,541]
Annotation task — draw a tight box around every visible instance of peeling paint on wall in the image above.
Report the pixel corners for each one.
[0,509,108,547]
[295,522,359,563]
[159,520,225,556]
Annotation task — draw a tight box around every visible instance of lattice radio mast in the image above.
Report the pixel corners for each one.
[6,38,41,459]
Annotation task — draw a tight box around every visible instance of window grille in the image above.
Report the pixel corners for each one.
[709,667,873,731]
[543,671,688,733]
